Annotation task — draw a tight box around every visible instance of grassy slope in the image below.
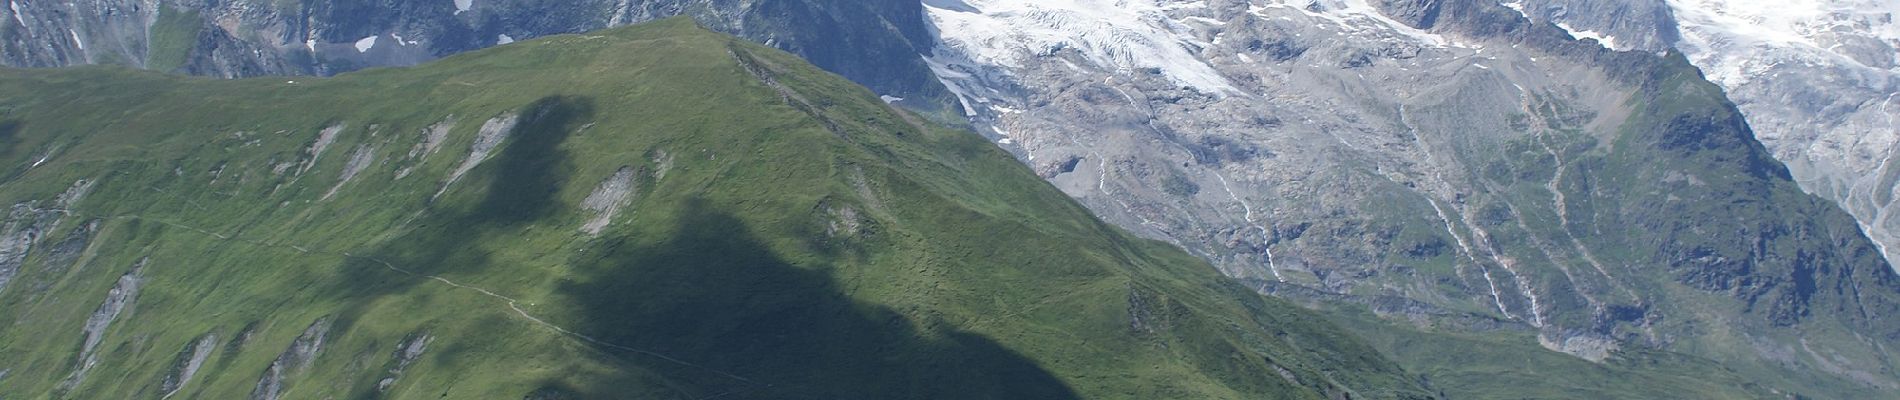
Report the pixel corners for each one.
[1582,55,1900,399]
[0,18,1432,399]
[1327,54,1890,399]
[1325,306,1779,399]
[1317,52,1898,399]
[144,6,202,73]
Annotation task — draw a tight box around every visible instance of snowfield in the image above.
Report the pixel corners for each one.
[924,0,1238,98]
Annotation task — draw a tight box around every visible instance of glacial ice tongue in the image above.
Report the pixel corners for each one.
[924,0,1239,96]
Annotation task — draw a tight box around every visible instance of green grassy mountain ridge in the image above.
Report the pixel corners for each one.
[0,18,1433,399]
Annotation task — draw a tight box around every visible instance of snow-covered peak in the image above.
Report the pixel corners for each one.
[925,0,1237,94]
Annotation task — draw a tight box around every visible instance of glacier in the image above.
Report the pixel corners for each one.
[925,0,1239,99]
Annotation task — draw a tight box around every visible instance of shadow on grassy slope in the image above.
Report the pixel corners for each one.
[346,94,585,260]
[0,120,18,155]
[467,96,587,226]
[0,120,25,184]
[551,199,1080,399]
[327,94,590,335]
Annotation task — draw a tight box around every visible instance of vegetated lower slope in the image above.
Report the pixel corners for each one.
[923,0,1900,395]
[0,18,1434,399]
[1321,303,1781,399]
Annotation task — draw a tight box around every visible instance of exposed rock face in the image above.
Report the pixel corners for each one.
[1517,0,1900,276]
[250,318,332,400]
[66,259,146,388]
[1500,0,1678,51]
[0,0,952,111]
[0,179,91,295]
[1664,0,1900,278]
[322,144,376,199]
[579,165,639,235]
[372,333,431,393]
[159,333,219,399]
[0,205,47,294]
[437,111,518,198]
[925,0,1900,391]
[0,0,156,68]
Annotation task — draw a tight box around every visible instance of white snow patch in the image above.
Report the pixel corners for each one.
[69,29,84,50]
[354,35,378,52]
[496,34,514,44]
[1499,0,1530,19]
[922,56,984,116]
[1553,22,1623,50]
[924,0,1238,94]
[305,39,317,52]
[29,148,51,168]
[453,0,472,15]
[8,1,23,26]
[879,95,904,103]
